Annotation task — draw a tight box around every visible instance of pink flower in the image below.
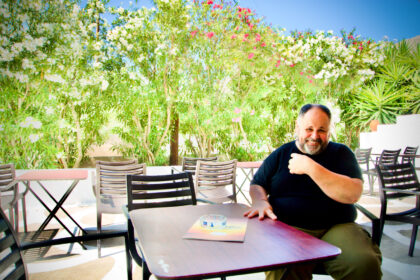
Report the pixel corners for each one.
[206,0,213,4]
[275,60,281,68]
[250,110,255,115]
[190,30,198,37]
[261,42,266,47]
[244,33,249,38]
[206,32,214,38]
[231,34,237,39]
[232,117,241,123]
[290,64,295,67]
[299,71,304,75]
[249,23,254,30]
[309,80,313,83]
[234,108,242,114]
[255,33,261,42]
[248,53,254,59]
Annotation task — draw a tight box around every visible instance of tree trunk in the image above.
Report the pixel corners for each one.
[169,112,179,165]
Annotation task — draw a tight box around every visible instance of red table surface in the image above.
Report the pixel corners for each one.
[130,203,340,279]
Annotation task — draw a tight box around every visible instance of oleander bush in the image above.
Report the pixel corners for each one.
[1,0,418,168]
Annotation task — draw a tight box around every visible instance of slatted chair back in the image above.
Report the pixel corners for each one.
[376,149,401,166]
[127,172,196,210]
[401,146,418,165]
[0,164,27,233]
[96,160,146,213]
[95,159,146,258]
[376,163,420,256]
[125,172,196,280]
[355,148,372,171]
[194,159,238,204]
[0,208,27,280]
[181,156,218,174]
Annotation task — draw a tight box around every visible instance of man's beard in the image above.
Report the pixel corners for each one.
[297,138,328,155]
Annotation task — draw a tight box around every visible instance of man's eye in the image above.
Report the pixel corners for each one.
[306,129,313,132]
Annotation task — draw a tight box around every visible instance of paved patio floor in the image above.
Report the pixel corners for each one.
[15,175,420,280]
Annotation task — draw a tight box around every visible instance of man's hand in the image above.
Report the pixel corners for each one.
[243,199,277,220]
[288,153,313,174]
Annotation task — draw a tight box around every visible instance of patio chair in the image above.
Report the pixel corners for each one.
[194,159,238,204]
[355,148,374,194]
[94,159,146,258]
[375,163,420,256]
[401,146,418,166]
[365,149,401,194]
[0,163,27,233]
[125,172,196,280]
[374,149,401,166]
[171,156,218,175]
[0,207,132,280]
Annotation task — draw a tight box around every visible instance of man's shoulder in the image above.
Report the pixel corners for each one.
[266,141,295,161]
[271,141,295,155]
[326,142,355,157]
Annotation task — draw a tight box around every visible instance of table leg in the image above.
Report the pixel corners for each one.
[37,181,87,235]
[236,167,253,205]
[23,180,87,249]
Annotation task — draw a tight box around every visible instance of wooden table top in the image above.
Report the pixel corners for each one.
[16,169,88,181]
[130,203,340,279]
[237,161,263,168]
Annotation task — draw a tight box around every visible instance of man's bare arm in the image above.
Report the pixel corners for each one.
[243,184,277,220]
[288,153,363,204]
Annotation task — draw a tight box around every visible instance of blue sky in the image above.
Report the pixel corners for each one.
[85,0,420,42]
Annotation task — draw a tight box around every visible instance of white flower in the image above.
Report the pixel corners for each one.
[93,61,102,68]
[29,134,40,143]
[45,106,54,115]
[22,58,35,70]
[45,74,66,84]
[15,72,29,83]
[19,117,42,129]
[101,80,109,91]
[0,124,3,131]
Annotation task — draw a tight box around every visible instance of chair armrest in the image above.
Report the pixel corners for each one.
[0,180,17,191]
[20,230,127,250]
[170,166,182,174]
[122,205,129,219]
[197,198,216,204]
[355,203,381,245]
[382,188,420,195]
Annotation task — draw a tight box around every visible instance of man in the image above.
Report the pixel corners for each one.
[244,104,382,280]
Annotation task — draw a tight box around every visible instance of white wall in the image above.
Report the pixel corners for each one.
[360,114,420,168]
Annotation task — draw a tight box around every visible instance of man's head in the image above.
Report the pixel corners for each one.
[295,104,331,155]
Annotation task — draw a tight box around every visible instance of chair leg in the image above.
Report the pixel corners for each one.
[97,212,102,258]
[409,224,418,257]
[142,259,151,280]
[125,235,132,280]
[13,203,19,233]
[22,196,28,232]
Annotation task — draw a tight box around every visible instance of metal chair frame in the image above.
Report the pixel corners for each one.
[194,159,238,204]
[125,172,196,280]
[376,163,420,256]
[94,159,146,258]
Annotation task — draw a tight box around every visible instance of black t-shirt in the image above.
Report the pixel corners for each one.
[251,141,362,229]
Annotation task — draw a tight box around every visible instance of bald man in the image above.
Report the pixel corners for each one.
[244,104,382,280]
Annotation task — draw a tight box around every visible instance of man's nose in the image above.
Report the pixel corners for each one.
[311,131,320,139]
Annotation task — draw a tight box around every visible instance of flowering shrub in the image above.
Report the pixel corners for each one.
[1,0,411,168]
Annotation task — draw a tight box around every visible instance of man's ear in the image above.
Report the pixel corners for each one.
[294,119,299,138]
